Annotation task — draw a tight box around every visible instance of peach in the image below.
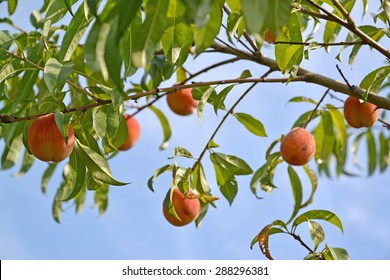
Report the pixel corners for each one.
[280,127,316,166]
[27,113,74,162]
[343,96,380,128]
[264,30,276,43]
[163,188,201,227]
[118,114,140,151]
[166,88,198,116]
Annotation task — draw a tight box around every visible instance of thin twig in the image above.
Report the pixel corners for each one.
[303,88,331,129]
[304,0,390,59]
[274,41,364,47]
[212,41,390,110]
[192,69,274,171]
[5,50,97,100]
[336,64,354,90]
[222,4,259,53]
[291,233,314,254]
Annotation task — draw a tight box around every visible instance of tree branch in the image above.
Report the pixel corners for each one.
[273,41,365,47]
[210,41,390,111]
[304,0,390,59]
[5,50,97,100]
[192,69,274,171]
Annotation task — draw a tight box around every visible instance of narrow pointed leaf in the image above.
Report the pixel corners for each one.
[234,112,267,137]
[286,166,303,224]
[149,105,171,150]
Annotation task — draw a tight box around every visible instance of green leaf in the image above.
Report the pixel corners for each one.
[11,60,39,111]
[351,131,366,169]
[323,244,350,260]
[197,87,214,123]
[88,21,111,81]
[44,0,78,23]
[346,26,385,66]
[41,162,57,194]
[54,111,72,144]
[115,0,142,42]
[175,167,192,193]
[75,140,128,186]
[227,12,245,40]
[52,164,73,223]
[239,69,252,79]
[210,152,253,175]
[192,163,211,195]
[7,0,18,15]
[181,0,213,28]
[63,0,74,17]
[292,110,321,128]
[315,112,335,163]
[75,185,86,214]
[60,147,86,201]
[59,3,89,61]
[43,58,63,92]
[250,152,281,198]
[323,1,355,51]
[2,127,23,170]
[241,0,290,35]
[131,0,169,67]
[366,129,377,176]
[149,105,172,150]
[174,146,194,158]
[300,165,318,208]
[210,152,253,205]
[85,0,99,17]
[379,132,389,172]
[161,0,193,65]
[195,200,209,228]
[308,220,325,252]
[94,184,109,216]
[292,209,344,234]
[93,105,122,152]
[194,0,224,53]
[286,166,303,224]
[13,149,35,177]
[210,155,238,205]
[287,96,317,105]
[359,66,390,97]
[213,85,232,114]
[0,30,14,49]
[328,105,347,149]
[124,10,142,77]
[275,13,303,76]
[233,112,267,137]
[147,164,174,192]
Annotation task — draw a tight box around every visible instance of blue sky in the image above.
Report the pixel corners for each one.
[0,1,389,260]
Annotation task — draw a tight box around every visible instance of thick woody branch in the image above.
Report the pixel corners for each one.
[304,0,390,59]
[211,42,390,111]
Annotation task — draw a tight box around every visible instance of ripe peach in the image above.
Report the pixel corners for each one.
[163,188,201,227]
[166,88,199,116]
[280,127,316,166]
[27,113,74,162]
[264,30,276,43]
[118,114,140,151]
[343,96,380,128]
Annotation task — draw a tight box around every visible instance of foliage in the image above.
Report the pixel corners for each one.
[0,0,389,259]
